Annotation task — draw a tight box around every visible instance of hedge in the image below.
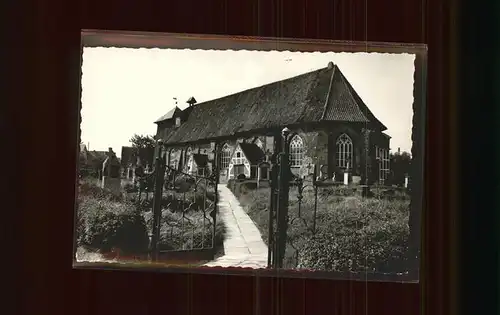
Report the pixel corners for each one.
[298,197,410,273]
[76,182,150,255]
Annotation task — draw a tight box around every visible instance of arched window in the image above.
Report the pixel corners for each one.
[169,149,180,169]
[336,133,353,169]
[289,135,305,167]
[220,143,231,169]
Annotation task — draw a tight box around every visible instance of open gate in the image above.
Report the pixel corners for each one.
[142,143,219,263]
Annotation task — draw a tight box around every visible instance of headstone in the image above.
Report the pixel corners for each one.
[344,162,350,185]
[404,175,409,188]
[101,148,121,196]
[320,165,328,180]
[352,176,362,185]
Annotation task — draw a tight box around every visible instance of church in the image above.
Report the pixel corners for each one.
[154,62,391,185]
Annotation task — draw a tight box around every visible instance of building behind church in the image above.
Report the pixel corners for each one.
[154,62,391,185]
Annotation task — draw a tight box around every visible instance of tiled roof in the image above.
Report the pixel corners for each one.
[156,62,387,145]
[154,106,182,123]
[239,143,265,165]
[193,154,209,167]
[322,66,386,129]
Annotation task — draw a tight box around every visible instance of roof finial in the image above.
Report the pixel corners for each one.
[327,61,334,69]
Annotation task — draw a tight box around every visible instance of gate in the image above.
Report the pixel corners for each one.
[268,128,321,269]
[143,143,219,262]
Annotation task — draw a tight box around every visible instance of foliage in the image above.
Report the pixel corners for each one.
[298,197,409,273]
[76,180,150,255]
[144,209,226,252]
[234,185,410,273]
[227,179,258,198]
[123,182,138,193]
[79,178,122,202]
[77,174,226,259]
[129,134,156,149]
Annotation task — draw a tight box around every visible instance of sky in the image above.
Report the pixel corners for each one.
[81,48,415,158]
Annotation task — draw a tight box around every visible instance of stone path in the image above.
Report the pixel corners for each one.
[204,185,269,268]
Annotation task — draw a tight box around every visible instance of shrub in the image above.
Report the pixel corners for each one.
[237,186,410,273]
[79,179,123,202]
[227,180,259,198]
[298,198,409,273]
[77,182,150,255]
[143,209,226,251]
[123,182,138,193]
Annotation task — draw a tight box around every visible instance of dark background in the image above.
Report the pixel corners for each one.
[4,0,498,314]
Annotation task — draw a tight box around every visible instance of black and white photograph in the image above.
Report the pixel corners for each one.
[75,33,425,281]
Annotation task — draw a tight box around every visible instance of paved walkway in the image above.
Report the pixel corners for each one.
[204,185,269,268]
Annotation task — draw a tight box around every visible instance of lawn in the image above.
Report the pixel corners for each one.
[233,182,411,273]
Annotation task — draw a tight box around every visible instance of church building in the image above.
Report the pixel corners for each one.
[154,62,391,185]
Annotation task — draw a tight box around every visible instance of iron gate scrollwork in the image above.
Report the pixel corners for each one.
[146,142,219,262]
[268,128,321,269]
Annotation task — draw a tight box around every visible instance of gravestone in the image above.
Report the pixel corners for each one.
[352,176,362,185]
[343,162,350,185]
[320,165,329,180]
[101,148,121,196]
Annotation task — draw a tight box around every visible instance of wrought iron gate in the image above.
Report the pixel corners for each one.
[268,128,321,269]
[143,143,219,262]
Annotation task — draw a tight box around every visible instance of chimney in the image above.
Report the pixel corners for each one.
[187,96,197,107]
[327,61,334,69]
[398,147,401,154]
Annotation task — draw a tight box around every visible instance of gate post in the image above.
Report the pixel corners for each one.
[211,142,220,248]
[268,152,279,267]
[275,127,292,268]
[150,141,165,262]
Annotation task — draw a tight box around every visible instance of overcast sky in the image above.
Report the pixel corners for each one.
[81,48,415,157]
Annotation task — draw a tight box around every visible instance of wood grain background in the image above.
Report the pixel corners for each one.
[6,0,455,314]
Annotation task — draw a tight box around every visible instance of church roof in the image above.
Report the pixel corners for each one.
[154,106,182,123]
[156,62,387,145]
[238,143,266,165]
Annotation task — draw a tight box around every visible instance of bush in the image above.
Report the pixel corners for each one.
[143,209,226,251]
[237,186,410,273]
[79,179,123,202]
[298,198,409,273]
[77,183,150,255]
[227,180,258,198]
[123,182,138,193]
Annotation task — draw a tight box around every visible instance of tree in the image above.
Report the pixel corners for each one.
[390,151,412,187]
[129,134,156,150]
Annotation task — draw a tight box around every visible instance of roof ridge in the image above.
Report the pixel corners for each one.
[337,69,370,123]
[320,65,337,120]
[183,66,330,110]
[337,69,387,130]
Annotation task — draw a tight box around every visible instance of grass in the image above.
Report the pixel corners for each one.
[234,184,411,272]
